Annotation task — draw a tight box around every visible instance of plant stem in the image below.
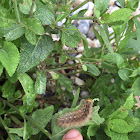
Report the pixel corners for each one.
[0,97,52,138]
[25,116,52,138]
[12,0,20,23]
[0,116,16,140]
[82,58,102,61]
[71,16,96,20]
[48,61,97,71]
[9,115,23,127]
[64,70,83,75]
[30,0,36,17]
[70,0,89,14]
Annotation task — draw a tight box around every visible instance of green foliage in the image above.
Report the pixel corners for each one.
[86,64,100,76]
[19,0,34,14]
[57,73,73,92]
[18,73,36,114]
[34,6,55,25]
[23,18,45,35]
[17,35,54,74]
[0,6,13,27]
[35,70,47,95]
[4,24,25,41]
[97,25,114,53]
[0,41,20,76]
[31,106,54,135]
[0,63,3,76]
[0,0,140,139]
[94,0,109,17]
[71,87,80,108]
[104,93,138,139]
[130,78,140,95]
[117,0,125,8]
[61,24,81,48]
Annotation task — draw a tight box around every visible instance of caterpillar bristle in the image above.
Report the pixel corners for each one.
[57,99,93,128]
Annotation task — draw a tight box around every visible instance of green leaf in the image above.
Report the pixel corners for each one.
[71,88,80,108]
[57,74,72,92]
[1,81,21,102]
[93,27,104,46]
[51,105,104,140]
[108,119,136,133]
[14,90,22,100]
[117,0,125,8]
[35,70,46,94]
[6,71,18,83]
[34,6,55,25]
[83,47,98,58]
[25,28,36,45]
[17,35,54,74]
[4,24,25,41]
[1,81,16,101]
[101,8,132,35]
[94,0,109,16]
[133,18,140,44]
[130,67,140,77]
[31,106,54,135]
[87,125,98,139]
[91,74,112,93]
[101,8,132,25]
[129,132,140,140]
[97,25,114,53]
[127,0,139,11]
[18,73,36,113]
[19,0,35,14]
[59,55,67,63]
[130,77,140,95]
[86,64,100,76]
[124,38,140,55]
[18,73,34,98]
[109,93,134,119]
[0,41,20,77]
[55,41,62,53]
[0,62,3,76]
[61,24,81,48]
[23,18,45,35]
[23,123,33,140]
[105,128,129,140]
[118,19,134,50]
[0,101,5,115]
[0,23,19,37]
[81,33,88,51]
[103,53,124,68]
[8,128,23,137]
[123,93,134,110]
[82,64,87,71]
[0,16,12,28]
[101,62,118,73]
[56,12,70,22]
[125,116,139,132]
[50,71,59,79]
[100,103,116,118]
[94,9,100,19]
[118,69,130,81]
[0,6,13,27]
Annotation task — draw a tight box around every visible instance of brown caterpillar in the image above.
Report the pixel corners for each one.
[57,99,93,128]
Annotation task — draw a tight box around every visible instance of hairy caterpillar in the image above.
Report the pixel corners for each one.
[57,99,93,128]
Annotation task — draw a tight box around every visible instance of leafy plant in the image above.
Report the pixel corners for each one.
[0,0,140,140]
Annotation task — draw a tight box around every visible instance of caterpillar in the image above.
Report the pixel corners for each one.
[57,99,93,128]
